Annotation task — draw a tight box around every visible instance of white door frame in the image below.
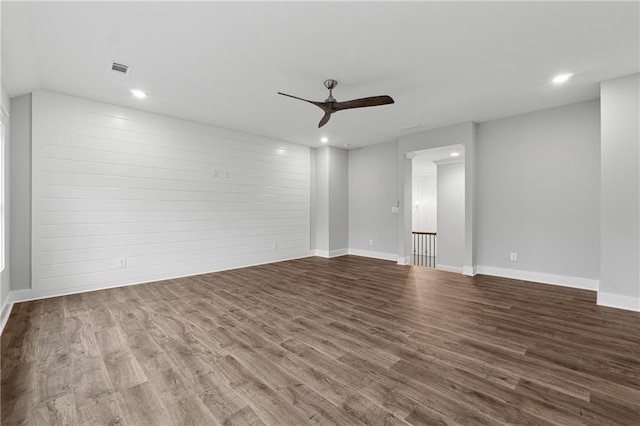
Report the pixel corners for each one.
[396,122,477,275]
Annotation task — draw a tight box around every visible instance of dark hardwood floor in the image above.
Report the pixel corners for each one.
[2,255,639,425]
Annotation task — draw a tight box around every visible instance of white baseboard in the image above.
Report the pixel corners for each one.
[347,249,397,262]
[462,265,477,276]
[314,249,348,258]
[435,264,463,273]
[597,292,640,312]
[476,265,599,291]
[0,294,14,336]
[396,256,410,266]
[7,254,316,307]
[10,256,631,331]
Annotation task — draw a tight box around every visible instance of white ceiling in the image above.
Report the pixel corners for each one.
[2,1,638,149]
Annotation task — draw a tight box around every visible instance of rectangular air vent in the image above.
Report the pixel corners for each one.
[111,62,131,76]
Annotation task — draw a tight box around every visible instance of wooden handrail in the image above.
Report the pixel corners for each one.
[412,231,437,235]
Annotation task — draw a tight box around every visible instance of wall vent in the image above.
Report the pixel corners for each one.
[111,62,131,76]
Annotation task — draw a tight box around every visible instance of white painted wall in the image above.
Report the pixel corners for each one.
[314,147,329,253]
[309,147,316,251]
[30,91,311,298]
[1,82,8,110]
[314,146,349,257]
[476,100,600,288]
[348,140,399,260]
[353,104,602,290]
[0,80,11,329]
[1,85,632,312]
[9,95,31,292]
[412,174,436,232]
[328,147,348,252]
[0,0,10,330]
[599,73,640,311]
[436,162,465,270]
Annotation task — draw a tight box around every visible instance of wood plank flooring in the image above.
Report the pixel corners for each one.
[2,255,639,425]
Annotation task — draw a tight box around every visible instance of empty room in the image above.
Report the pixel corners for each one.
[1,1,639,425]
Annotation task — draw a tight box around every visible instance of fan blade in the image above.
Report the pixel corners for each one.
[318,111,332,128]
[278,92,329,111]
[333,95,394,111]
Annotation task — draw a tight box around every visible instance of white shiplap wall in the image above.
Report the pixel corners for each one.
[32,91,310,296]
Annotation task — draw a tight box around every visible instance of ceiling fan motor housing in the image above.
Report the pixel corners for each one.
[324,79,338,103]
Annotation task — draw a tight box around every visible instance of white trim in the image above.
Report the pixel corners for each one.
[476,265,599,291]
[433,157,464,166]
[330,249,348,257]
[0,293,15,335]
[435,264,463,273]
[314,249,348,259]
[413,171,436,177]
[462,265,477,276]
[8,254,315,306]
[396,256,410,265]
[0,121,5,273]
[347,249,397,262]
[597,292,640,312]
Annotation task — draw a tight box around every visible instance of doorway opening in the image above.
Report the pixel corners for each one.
[410,145,465,271]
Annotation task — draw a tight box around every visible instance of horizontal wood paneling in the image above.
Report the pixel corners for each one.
[32,91,310,294]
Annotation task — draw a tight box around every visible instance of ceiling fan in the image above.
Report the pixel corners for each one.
[278,79,394,128]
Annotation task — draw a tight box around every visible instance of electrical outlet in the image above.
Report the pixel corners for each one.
[224,171,230,178]
[369,239,374,246]
[212,169,219,177]
[117,257,127,268]
[510,252,517,261]
[272,241,278,250]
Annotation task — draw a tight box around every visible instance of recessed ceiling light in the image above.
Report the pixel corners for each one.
[320,137,328,143]
[450,152,460,157]
[131,89,147,98]
[552,73,573,84]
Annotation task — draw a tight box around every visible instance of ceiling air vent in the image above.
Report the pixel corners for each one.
[111,62,131,76]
